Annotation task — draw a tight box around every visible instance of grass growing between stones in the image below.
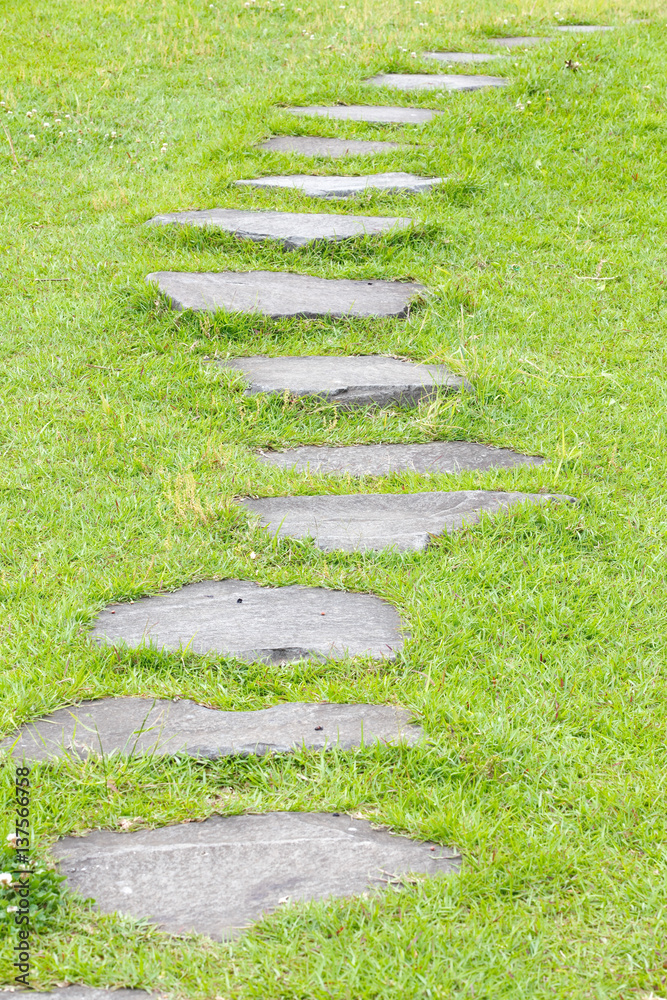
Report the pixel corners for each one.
[1,0,667,996]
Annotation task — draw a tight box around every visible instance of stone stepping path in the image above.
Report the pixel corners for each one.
[240,490,569,553]
[146,271,424,319]
[366,73,507,92]
[219,355,466,408]
[286,105,441,124]
[424,51,501,64]
[489,36,550,47]
[235,172,444,198]
[257,136,407,157]
[35,991,150,1000]
[51,812,460,940]
[3,698,421,761]
[257,440,544,474]
[555,24,614,32]
[91,580,403,662]
[146,208,414,249]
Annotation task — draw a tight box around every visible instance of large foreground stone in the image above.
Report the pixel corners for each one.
[235,172,443,198]
[33,991,150,1000]
[489,36,550,46]
[91,580,403,662]
[52,813,460,939]
[240,490,568,552]
[366,73,507,91]
[3,698,421,761]
[146,271,424,318]
[256,440,545,475]
[145,208,414,248]
[424,51,500,63]
[257,136,407,157]
[219,355,467,407]
[286,105,441,124]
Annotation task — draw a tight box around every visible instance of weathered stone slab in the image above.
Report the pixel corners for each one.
[219,355,467,408]
[90,580,403,663]
[424,51,500,64]
[488,35,550,46]
[3,698,421,761]
[555,24,614,31]
[145,209,414,248]
[257,440,545,475]
[240,490,570,553]
[146,271,424,319]
[235,172,444,198]
[256,136,407,157]
[366,73,507,92]
[31,991,150,1000]
[286,105,441,124]
[52,813,460,940]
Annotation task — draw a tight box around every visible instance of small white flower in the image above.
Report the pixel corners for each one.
[77,138,82,144]
[0,101,5,106]
[28,133,36,139]
[249,551,257,560]
[0,872,12,886]
[310,33,315,38]
[111,130,116,136]
[6,833,17,847]
[26,111,33,118]
[42,121,51,127]
[65,113,70,118]
[7,905,18,913]
[411,50,417,56]
[55,117,61,122]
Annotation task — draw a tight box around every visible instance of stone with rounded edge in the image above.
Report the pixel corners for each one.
[423,51,501,64]
[51,812,460,940]
[90,580,404,663]
[285,105,441,123]
[234,172,444,198]
[366,73,508,91]
[555,24,614,31]
[488,35,551,46]
[2,697,421,761]
[256,136,408,157]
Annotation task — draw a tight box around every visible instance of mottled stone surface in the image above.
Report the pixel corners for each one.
[240,490,569,552]
[145,208,414,248]
[423,51,501,63]
[146,271,424,319]
[366,73,508,91]
[256,136,407,157]
[219,355,467,408]
[555,24,614,31]
[285,105,441,124]
[3,698,421,761]
[488,35,550,46]
[91,580,404,663]
[32,991,150,1000]
[235,172,444,198]
[257,440,544,475]
[52,813,460,940]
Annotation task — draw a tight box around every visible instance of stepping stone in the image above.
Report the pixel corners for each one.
[366,73,507,92]
[145,208,415,249]
[90,580,404,662]
[424,51,501,64]
[488,36,550,47]
[256,136,407,157]
[555,24,614,32]
[146,271,424,319]
[51,812,460,940]
[3,698,421,761]
[256,440,545,475]
[30,992,150,1000]
[285,105,441,124]
[235,172,444,198]
[240,490,569,553]
[219,355,467,408]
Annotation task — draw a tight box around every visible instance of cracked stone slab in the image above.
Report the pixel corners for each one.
[146,271,424,318]
[489,35,551,46]
[285,105,441,124]
[555,24,614,31]
[240,490,571,553]
[3,698,421,762]
[219,355,467,408]
[256,136,407,157]
[30,991,151,1000]
[366,73,508,92]
[90,580,404,663]
[51,812,460,940]
[423,51,501,64]
[256,440,545,475]
[145,208,415,248]
[235,172,444,198]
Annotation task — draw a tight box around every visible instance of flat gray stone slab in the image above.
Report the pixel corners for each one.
[285,105,441,124]
[52,812,460,939]
[3,698,421,761]
[256,440,545,475]
[90,580,403,662]
[145,209,414,248]
[146,271,424,319]
[256,136,407,157]
[240,490,569,553]
[555,24,614,31]
[219,355,467,408]
[424,51,501,64]
[488,35,550,46]
[30,992,150,1000]
[366,73,508,92]
[235,172,444,198]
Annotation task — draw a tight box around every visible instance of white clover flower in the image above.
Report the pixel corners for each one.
[42,121,51,127]
[28,133,36,139]
[65,113,70,118]
[55,117,61,122]
[6,833,17,847]
[0,872,13,886]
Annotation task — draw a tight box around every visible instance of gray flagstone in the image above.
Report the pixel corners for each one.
[555,24,614,31]
[423,51,501,64]
[256,136,407,157]
[285,105,441,123]
[366,73,507,91]
[234,172,444,197]
[488,36,550,46]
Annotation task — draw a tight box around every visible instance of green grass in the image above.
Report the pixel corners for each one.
[1,0,667,996]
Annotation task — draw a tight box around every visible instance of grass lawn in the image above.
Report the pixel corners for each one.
[1,0,667,996]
